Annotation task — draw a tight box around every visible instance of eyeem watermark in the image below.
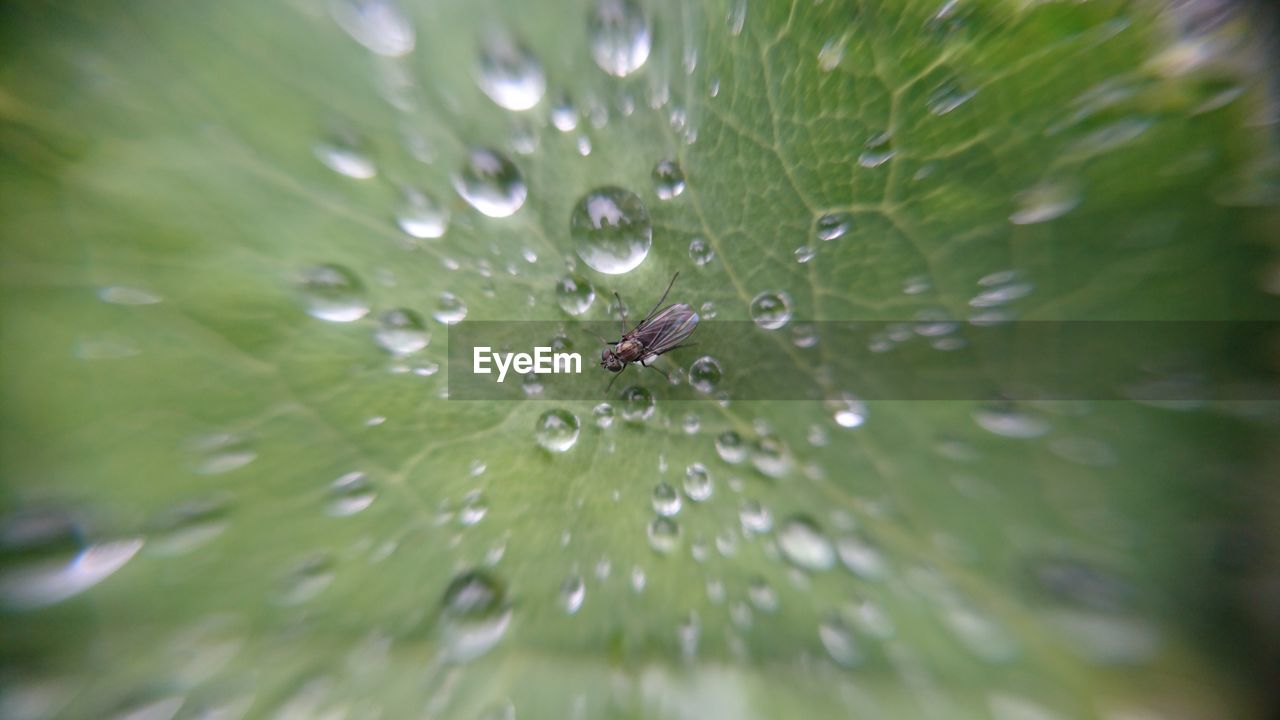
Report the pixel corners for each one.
[473,346,583,383]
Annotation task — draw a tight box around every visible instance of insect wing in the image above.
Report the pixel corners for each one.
[632,303,698,356]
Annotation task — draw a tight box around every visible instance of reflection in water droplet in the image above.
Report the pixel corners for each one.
[375,308,430,354]
[395,189,449,239]
[652,159,686,199]
[683,463,712,502]
[1009,180,1081,225]
[439,570,512,663]
[827,393,867,428]
[433,292,468,325]
[535,409,581,452]
[314,136,377,179]
[619,385,655,422]
[588,0,651,77]
[973,403,1050,438]
[647,517,681,554]
[688,356,722,394]
[330,0,414,56]
[556,275,596,316]
[570,187,652,275]
[716,431,746,464]
[327,471,377,516]
[453,148,527,218]
[299,264,371,322]
[688,237,714,266]
[819,614,862,667]
[560,574,586,614]
[750,291,792,330]
[778,516,835,571]
[476,34,546,111]
[652,482,682,516]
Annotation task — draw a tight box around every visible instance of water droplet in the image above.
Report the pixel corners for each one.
[570,187,652,275]
[588,0,651,77]
[593,403,615,428]
[652,159,686,199]
[298,264,371,322]
[819,614,862,667]
[576,134,592,156]
[330,0,414,57]
[826,393,867,428]
[551,275,595,317]
[973,403,1050,438]
[747,577,778,612]
[187,433,257,475]
[559,574,586,614]
[550,95,579,131]
[0,512,143,610]
[749,434,792,477]
[476,34,546,111]
[535,409,581,452]
[314,136,376,179]
[816,212,852,241]
[618,385,655,422]
[836,535,887,579]
[686,356,722,394]
[432,292,468,325]
[1009,180,1081,225]
[858,132,896,168]
[453,148,527,218]
[739,500,772,534]
[683,463,713,502]
[98,286,161,305]
[439,570,512,663]
[277,554,336,605]
[817,35,847,71]
[148,497,232,555]
[750,291,792,330]
[459,491,489,526]
[778,516,835,571]
[647,517,681,554]
[677,613,700,658]
[652,482,682,516]
[794,245,816,263]
[688,237,714,266]
[727,0,747,36]
[927,80,976,115]
[630,565,646,592]
[327,471,376,516]
[713,431,745,465]
[375,308,430,354]
[395,189,449,239]
[682,412,701,434]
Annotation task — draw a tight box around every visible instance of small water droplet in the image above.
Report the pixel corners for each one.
[682,412,701,434]
[374,308,430,354]
[559,574,586,614]
[687,237,714,266]
[778,516,835,571]
[747,577,778,612]
[277,554,335,605]
[395,189,449,239]
[630,565,646,592]
[593,403,615,428]
[817,35,847,71]
[647,517,681,554]
[727,0,747,36]
[749,434,791,478]
[459,491,489,526]
[588,0,651,77]
[750,291,792,330]
[678,613,700,658]
[715,431,746,464]
[570,187,652,275]
[683,463,713,502]
[576,134,592,156]
[858,132,895,168]
[836,535,887,579]
[314,136,376,179]
[187,433,257,475]
[476,34,546,111]
[535,409,581,452]
[550,94,579,132]
[148,497,232,555]
[439,570,512,663]
[1009,180,1081,225]
[555,275,596,316]
[972,403,1050,438]
[819,614,862,667]
[618,385,655,422]
[98,286,161,305]
[652,482,682,516]
[330,0,414,57]
[927,80,976,115]
[298,264,371,322]
[433,292,468,324]
[826,393,867,428]
[687,356,722,394]
[816,212,852,241]
[794,245,816,263]
[652,159,686,199]
[739,500,772,534]
[327,471,377,516]
[453,148,527,218]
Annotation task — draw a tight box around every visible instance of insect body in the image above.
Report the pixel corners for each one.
[600,272,698,389]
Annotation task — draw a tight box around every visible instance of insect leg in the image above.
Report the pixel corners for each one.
[642,360,672,383]
[606,364,627,393]
[613,292,628,335]
[638,272,680,326]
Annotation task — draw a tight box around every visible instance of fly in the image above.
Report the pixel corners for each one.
[598,272,699,391]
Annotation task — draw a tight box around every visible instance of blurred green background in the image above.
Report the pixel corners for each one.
[2,0,1279,718]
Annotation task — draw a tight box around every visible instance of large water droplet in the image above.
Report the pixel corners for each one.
[570,187,652,275]
[535,409,581,452]
[330,0,415,57]
[683,463,713,502]
[559,574,586,614]
[555,275,596,316]
[647,517,681,554]
[375,308,430,354]
[618,385,655,422]
[395,189,449,239]
[299,264,371,322]
[439,570,512,663]
[651,159,686,200]
[652,482,682,516]
[476,35,546,111]
[327,471,377,516]
[588,0,651,77]
[750,291,792,330]
[0,512,143,610]
[688,356,722,394]
[453,148,527,218]
[778,516,835,571]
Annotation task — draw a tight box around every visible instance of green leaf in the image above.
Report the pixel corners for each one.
[2,0,1276,718]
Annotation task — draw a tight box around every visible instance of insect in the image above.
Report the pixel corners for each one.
[599,272,699,390]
